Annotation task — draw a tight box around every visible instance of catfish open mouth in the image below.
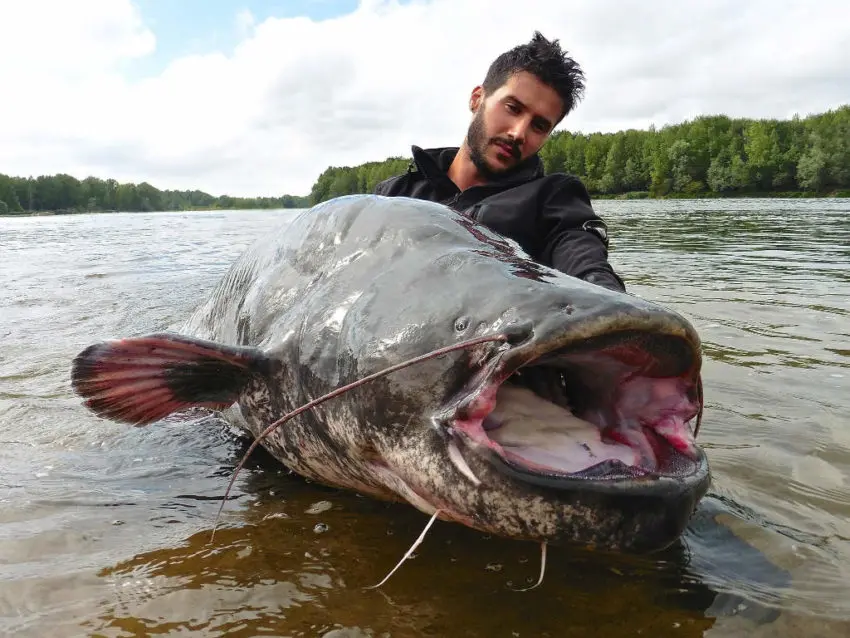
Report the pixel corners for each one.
[447,330,705,485]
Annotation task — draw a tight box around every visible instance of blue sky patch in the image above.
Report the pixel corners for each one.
[126,0,363,78]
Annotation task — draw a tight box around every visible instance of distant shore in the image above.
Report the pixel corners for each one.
[4,190,849,218]
[592,189,850,200]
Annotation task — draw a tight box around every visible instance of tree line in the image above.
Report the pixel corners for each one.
[1,105,847,215]
[0,174,310,215]
[309,104,850,201]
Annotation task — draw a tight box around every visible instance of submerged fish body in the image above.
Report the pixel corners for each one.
[72,194,711,552]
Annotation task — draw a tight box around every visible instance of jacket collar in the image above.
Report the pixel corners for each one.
[410,145,544,188]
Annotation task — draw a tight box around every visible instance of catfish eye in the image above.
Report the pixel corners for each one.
[454,316,470,332]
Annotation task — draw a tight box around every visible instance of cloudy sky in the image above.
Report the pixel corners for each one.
[0,0,848,197]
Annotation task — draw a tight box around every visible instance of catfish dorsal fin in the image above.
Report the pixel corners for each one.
[70,332,271,426]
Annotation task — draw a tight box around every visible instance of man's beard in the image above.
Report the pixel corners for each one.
[466,108,522,180]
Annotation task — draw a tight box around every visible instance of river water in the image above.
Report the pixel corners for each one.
[1,198,848,637]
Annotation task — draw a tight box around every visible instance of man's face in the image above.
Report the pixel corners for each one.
[466,71,564,179]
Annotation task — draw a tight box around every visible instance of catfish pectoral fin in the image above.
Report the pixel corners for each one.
[70,332,272,426]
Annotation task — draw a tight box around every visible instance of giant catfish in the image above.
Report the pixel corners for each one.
[71,194,710,554]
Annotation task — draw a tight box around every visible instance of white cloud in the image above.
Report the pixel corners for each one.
[235,8,256,39]
[0,0,848,197]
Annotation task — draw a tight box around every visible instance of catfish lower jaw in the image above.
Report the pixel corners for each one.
[450,424,710,498]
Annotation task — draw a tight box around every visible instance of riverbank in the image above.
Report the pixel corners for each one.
[4,190,850,217]
[0,206,302,217]
[593,189,850,200]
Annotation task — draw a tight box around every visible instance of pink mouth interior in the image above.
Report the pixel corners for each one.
[452,348,701,477]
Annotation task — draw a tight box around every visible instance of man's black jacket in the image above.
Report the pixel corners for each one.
[373,145,626,292]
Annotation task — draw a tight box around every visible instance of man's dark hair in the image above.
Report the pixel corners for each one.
[481,31,585,120]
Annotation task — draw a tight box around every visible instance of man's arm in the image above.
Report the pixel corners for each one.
[537,175,626,292]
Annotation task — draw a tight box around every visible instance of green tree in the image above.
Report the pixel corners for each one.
[599,133,626,194]
[540,139,567,174]
[649,135,672,196]
[797,142,829,191]
[0,174,22,212]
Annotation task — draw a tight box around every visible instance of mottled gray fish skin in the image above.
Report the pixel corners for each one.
[181,194,710,552]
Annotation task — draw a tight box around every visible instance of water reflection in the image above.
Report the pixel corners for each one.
[83,450,749,638]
